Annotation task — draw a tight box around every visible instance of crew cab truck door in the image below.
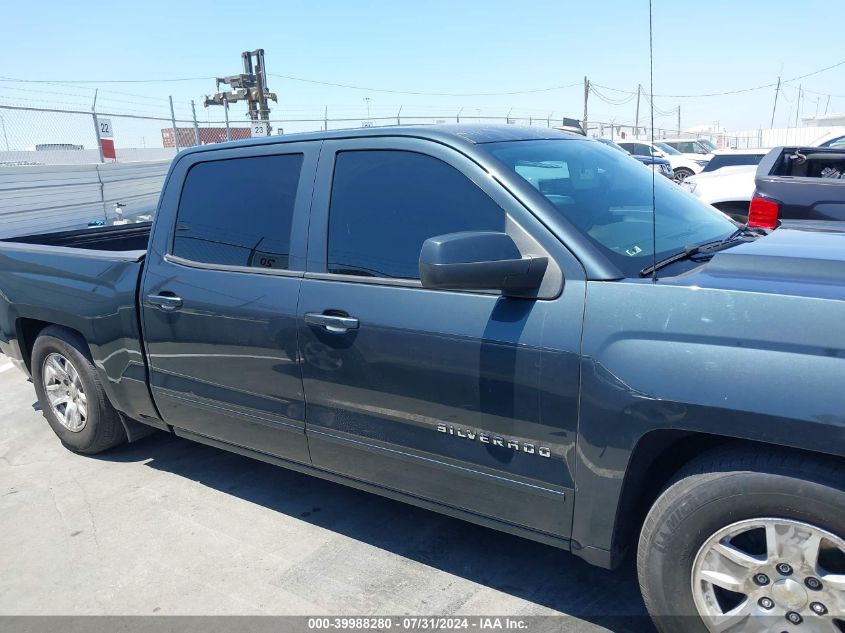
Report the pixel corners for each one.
[298,138,586,540]
[140,142,318,464]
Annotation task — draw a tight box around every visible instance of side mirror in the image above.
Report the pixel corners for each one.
[419,231,547,296]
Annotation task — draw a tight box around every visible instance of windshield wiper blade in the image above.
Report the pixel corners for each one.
[639,233,752,278]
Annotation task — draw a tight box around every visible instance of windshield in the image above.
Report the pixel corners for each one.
[654,142,681,155]
[596,138,630,154]
[698,139,718,152]
[484,139,736,277]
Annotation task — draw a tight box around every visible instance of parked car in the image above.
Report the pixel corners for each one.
[617,140,709,182]
[681,164,757,222]
[750,145,845,227]
[658,137,717,157]
[595,137,674,178]
[2,125,845,633]
[810,130,845,148]
[700,148,768,173]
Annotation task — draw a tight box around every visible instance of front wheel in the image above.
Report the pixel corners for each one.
[673,167,695,183]
[637,448,845,633]
[31,326,126,454]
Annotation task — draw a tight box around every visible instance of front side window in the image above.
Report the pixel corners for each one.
[485,139,735,277]
[173,154,303,269]
[327,150,505,279]
[654,142,681,155]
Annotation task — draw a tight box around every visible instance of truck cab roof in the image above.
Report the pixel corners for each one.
[176,124,585,159]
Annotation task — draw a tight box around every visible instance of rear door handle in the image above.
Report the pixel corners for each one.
[146,294,183,312]
[304,312,359,333]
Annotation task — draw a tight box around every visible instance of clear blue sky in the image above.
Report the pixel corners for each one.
[2,0,843,132]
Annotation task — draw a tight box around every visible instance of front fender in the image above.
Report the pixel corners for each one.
[571,279,845,561]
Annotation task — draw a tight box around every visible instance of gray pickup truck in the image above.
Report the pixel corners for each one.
[751,145,845,227]
[1,125,844,633]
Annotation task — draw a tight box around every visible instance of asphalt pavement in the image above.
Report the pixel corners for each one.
[0,360,655,632]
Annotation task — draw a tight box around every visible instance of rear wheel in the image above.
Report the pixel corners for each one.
[637,448,845,633]
[32,326,126,454]
[673,167,695,183]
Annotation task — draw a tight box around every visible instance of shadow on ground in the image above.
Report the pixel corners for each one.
[97,431,656,633]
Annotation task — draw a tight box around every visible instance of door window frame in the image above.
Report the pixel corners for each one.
[149,140,322,278]
[305,136,572,298]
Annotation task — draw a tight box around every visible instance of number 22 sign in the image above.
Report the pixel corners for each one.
[98,118,113,139]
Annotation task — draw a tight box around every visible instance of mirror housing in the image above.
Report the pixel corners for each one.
[419,231,547,296]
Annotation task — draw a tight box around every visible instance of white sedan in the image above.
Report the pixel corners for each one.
[680,165,757,223]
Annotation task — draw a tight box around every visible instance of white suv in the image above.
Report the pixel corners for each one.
[616,140,710,182]
[659,137,717,158]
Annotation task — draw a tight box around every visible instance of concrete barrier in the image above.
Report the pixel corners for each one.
[0,160,169,238]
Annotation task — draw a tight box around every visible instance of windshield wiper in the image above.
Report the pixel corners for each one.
[639,228,755,277]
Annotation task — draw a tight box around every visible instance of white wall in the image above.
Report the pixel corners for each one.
[0,147,176,166]
[0,160,169,239]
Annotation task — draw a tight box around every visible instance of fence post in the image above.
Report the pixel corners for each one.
[169,96,180,152]
[397,106,402,126]
[224,97,231,141]
[191,100,200,146]
[0,112,9,151]
[324,106,328,131]
[92,89,104,164]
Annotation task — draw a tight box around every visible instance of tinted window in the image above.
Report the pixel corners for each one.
[328,150,505,279]
[173,154,303,269]
[822,135,845,148]
[701,153,765,173]
[631,143,653,156]
[486,139,735,277]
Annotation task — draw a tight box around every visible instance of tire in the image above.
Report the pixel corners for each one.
[672,167,695,183]
[31,326,126,454]
[637,447,845,633]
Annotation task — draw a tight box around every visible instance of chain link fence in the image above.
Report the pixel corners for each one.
[2,99,843,167]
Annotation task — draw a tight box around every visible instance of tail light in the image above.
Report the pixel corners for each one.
[747,196,780,229]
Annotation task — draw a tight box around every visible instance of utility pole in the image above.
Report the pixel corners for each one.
[795,84,802,127]
[770,76,781,129]
[634,84,641,136]
[583,76,590,135]
[204,49,277,135]
[191,100,200,146]
[169,96,180,151]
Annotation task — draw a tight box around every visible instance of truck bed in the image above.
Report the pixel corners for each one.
[755,146,845,222]
[1,222,151,253]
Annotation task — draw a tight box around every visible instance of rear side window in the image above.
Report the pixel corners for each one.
[327,150,505,279]
[173,154,303,269]
[702,153,764,172]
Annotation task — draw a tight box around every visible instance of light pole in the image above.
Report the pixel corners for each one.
[0,114,8,152]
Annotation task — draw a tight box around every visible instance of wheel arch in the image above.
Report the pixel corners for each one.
[608,430,845,567]
[16,318,92,374]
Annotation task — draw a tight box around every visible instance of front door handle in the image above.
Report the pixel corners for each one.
[146,294,183,312]
[304,312,359,333]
